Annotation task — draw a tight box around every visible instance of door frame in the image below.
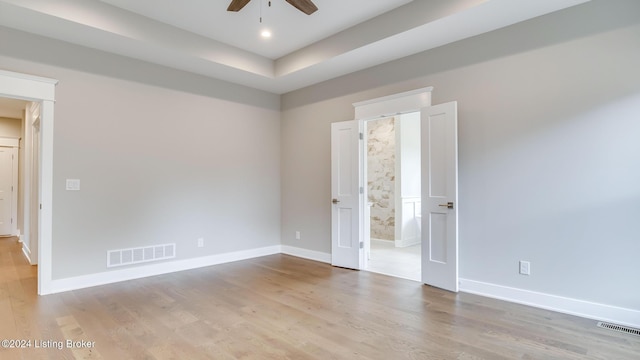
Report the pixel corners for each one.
[29,111,41,266]
[0,69,58,295]
[353,88,435,279]
[348,87,458,290]
[361,112,422,275]
[359,113,422,277]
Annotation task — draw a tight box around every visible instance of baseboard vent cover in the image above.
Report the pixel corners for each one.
[107,243,176,268]
[597,321,640,336]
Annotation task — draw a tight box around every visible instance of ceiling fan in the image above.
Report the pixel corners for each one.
[227,0,318,15]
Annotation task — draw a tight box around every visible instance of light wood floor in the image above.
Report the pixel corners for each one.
[1,237,638,359]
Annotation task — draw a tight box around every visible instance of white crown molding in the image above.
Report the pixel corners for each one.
[0,0,589,94]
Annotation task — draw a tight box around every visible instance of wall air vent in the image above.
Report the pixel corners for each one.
[107,243,176,268]
[597,321,640,337]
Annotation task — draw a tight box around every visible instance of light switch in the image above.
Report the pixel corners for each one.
[66,179,80,191]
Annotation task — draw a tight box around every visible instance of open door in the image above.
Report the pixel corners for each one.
[421,102,459,292]
[330,120,363,269]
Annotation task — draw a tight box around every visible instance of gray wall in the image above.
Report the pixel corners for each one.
[0,29,282,280]
[1,0,638,311]
[281,0,640,310]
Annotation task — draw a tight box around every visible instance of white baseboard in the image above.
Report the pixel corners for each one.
[281,245,331,264]
[459,278,640,329]
[48,245,281,294]
[21,243,32,264]
[42,245,640,329]
[395,237,420,248]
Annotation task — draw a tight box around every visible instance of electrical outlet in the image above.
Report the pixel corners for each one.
[519,260,530,275]
[295,231,301,240]
[66,179,81,191]
[197,238,204,248]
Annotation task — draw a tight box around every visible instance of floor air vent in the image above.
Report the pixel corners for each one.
[107,243,176,268]
[597,321,640,336]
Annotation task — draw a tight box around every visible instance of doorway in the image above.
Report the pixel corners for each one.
[331,87,459,292]
[0,69,57,295]
[364,112,422,281]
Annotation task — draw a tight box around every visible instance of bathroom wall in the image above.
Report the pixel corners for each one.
[367,117,396,241]
[397,112,421,247]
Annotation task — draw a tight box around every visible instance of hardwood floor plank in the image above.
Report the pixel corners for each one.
[0,237,638,359]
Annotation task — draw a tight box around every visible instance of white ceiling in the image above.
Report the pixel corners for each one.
[99,0,414,60]
[0,0,590,94]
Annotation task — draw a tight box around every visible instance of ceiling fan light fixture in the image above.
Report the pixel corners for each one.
[227,0,317,15]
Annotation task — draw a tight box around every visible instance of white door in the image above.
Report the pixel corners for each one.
[421,102,459,292]
[0,147,15,235]
[331,120,363,269]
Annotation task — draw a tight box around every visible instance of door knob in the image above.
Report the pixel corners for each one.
[438,202,454,209]
[332,198,340,204]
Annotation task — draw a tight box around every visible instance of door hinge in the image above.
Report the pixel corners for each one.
[359,132,363,140]
[360,186,364,194]
[359,242,364,249]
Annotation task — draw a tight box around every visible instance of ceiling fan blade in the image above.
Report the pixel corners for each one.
[227,0,252,12]
[286,0,318,15]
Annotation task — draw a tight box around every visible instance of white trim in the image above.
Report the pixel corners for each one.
[0,137,20,147]
[370,238,393,243]
[281,245,331,264]
[459,278,640,329]
[0,70,57,102]
[21,243,32,264]
[0,70,58,86]
[395,237,420,248]
[0,70,57,295]
[49,245,282,294]
[38,100,54,293]
[353,87,433,120]
[353,87,434,108]
[36,246,640,330]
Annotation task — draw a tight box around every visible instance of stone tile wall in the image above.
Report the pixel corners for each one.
[367,117,395,241]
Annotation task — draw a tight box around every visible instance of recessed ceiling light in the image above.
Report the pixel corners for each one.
[261,30,272,38]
